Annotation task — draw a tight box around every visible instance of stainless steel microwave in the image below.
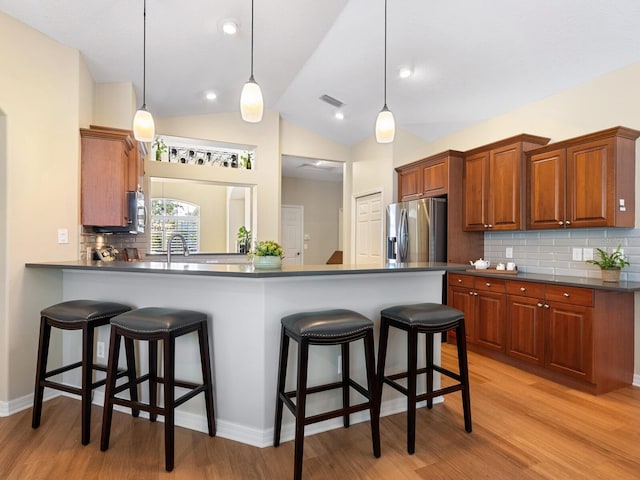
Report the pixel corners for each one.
[93,190,146,234]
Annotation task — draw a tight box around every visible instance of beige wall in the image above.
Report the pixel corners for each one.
[0,11,87,405]
[93,83,136,130]
[281,177,343,265]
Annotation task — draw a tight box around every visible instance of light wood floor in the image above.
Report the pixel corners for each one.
[2,345,639,479]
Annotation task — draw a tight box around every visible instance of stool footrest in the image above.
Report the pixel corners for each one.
[43,361,83,379]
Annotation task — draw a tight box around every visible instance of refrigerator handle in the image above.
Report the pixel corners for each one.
[398,208,409,262]
[387,237,397,260]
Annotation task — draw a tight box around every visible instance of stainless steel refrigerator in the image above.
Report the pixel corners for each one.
[386,197,447,263]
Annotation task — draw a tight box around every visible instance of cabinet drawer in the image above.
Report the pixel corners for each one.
[506,280,545,298]
[448,273,474,288]
[545,285,593,307]
[475,277,506,293]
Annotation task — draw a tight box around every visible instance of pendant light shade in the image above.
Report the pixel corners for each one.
[133,0,155,142]
[375,0,395,144]
[240,0,264,123]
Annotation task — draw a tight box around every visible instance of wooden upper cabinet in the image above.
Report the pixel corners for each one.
[526,126,640,229]
[463,134,550,231]
[397,165,422,201]
[81,126,144,227]
[422,158,448,196]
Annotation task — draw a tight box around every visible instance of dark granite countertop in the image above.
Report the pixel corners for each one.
[452,269,640,292]
[26,260,464,279]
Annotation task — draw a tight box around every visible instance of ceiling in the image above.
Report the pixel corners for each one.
[2,0,640,150]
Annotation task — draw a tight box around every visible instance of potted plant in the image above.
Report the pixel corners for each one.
[586,244,630,282]
[152,137,167,161]
[250,240,284,269]
[237,226,252,254]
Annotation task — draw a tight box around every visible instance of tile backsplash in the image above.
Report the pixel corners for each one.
[80,227,150,261]
[484,228,640,282]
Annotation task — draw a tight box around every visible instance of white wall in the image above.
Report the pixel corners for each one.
[281,176,343,265]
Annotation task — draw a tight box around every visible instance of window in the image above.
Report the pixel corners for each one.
[150,198,200,253]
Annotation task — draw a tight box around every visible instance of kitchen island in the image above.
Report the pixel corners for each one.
[26,260,463,447]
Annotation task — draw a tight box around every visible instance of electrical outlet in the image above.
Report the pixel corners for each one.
[583,248,594,261]
[572,248,582,261]
[337,354,342,375]
[505,247,513,259]
[96,341,105,359]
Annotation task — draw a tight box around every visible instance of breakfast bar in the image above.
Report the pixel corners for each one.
[26,260,457,447]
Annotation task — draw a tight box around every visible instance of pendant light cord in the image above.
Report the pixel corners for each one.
[250,0,255,79]
[142,0,147,108]
[383,0,388,107]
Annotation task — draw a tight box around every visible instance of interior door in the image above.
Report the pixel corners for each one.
[281,205,303,265]
[355,192,383,265]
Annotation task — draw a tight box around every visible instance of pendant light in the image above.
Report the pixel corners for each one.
[133,0,155,142]
[240,0,264,123]
[375,0,395,143]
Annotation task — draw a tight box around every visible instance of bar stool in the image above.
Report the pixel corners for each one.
[274,309,381,480]
[377,303,472,454]
[32,299,137,445]
[100,307,216,472]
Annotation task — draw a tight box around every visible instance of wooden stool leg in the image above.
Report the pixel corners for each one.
[341,343,350,428]
[376,318,390,406]
[363,329,381,458]
[163,334,176,472]
[198,321,216,437]
[456,322,472,433]
[273,327,289,447]
[81,324,96,445]
[100,328,121,451]
[32,317,51,429]
[293,338,310,480]
[426,332,434,409]
[149,340,158,422]
[124,337,139,417]
[406,326,418,455]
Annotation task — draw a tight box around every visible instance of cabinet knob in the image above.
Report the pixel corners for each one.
[544,304,550,308]
[537,302,543,307]
[563,292,570,297]
[485,282,491,287]
[488,224,493,228]
[484,224,489,228]
[558,221,564,225]
[469,291,474,295]
[458,278,462,283]
[565,220,571,225]
[474,292,479,296]
[520,287,526,292]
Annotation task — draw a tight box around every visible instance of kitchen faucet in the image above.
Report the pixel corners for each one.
[167,233,190,263]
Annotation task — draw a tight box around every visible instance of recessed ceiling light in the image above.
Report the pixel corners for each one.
[335,111,344,120]
[221,20,238,35]
[398,66,413,79]
[206,91,217,101]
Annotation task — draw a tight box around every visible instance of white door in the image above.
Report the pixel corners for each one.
[281,205,303,265]
[355,192,383,265]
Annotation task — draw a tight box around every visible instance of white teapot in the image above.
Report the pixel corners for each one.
[469,258,490,269]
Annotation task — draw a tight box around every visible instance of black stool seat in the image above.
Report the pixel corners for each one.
[110,307,207,333]
[282,309,373,338]
[32,299,137,446]
[275,309,381,480]
[377,302,472,454]
[381,303,464,328]
[101,307,216,472]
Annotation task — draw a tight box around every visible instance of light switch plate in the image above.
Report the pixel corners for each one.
[583,248,594,261]
[505,247,513,258]
[572,248,582,261]
[57,228,69,244]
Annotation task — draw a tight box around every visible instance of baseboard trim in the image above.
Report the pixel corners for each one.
[0,391,59,417]
[633,373,640,388]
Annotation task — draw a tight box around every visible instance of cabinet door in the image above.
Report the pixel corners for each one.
[463,151,490,231]
[489,143,523,230]
[448,285,476,342]
[566,138,614,228]
[422,159,448,197]
[507,295,544,365]
[545,302,593,382]
[527,149,566,229]
[475,290,506,351]
[398,166,422,201]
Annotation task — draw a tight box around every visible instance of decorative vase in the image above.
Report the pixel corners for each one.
[253,255,282,270]
[601,267,621,282]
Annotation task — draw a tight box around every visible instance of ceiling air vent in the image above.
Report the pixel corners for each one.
[319,94,344,108]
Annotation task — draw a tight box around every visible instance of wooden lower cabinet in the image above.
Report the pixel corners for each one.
[448,272,633,394]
